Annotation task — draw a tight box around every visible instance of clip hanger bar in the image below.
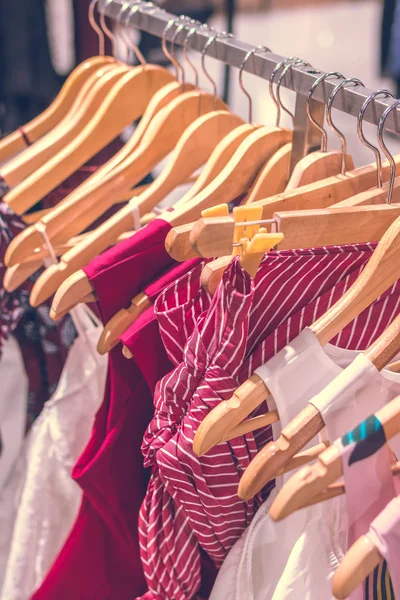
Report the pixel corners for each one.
[100,0,400,135]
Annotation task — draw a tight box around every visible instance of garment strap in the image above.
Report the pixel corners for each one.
[129,198,141,231]
[18,126,31,146]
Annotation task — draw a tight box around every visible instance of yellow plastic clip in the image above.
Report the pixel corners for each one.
[240,230,284,277]
[201,204,230,218]
[232,205,263,257]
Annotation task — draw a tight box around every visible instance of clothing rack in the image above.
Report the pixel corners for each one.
[100,0,400,172]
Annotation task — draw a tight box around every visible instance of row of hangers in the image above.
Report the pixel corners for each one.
[0,0,399,594]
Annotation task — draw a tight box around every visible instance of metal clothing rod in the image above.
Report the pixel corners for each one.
[99,0,400,137]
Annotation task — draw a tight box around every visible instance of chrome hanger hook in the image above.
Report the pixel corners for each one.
[202,31,234,109]
[170,16,192,86]
[269,57,297,125]
[117,1,147,65]
[100,0,118,57]
[326,77,365,175]
[183,21,202,88]
[88,0,105,56]
[307,72,343,152]
[239,46,272,126]
[358,90,395,188]
[378,99,400,204]
[162,17,182,80]
[276,58,311,126]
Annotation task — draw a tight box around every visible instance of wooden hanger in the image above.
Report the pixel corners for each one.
[4,64,176,216]
[332,496,400,599]
[268,394,400,522]
[0,0,116,163]
[1,63,132,188]
[28,95,232,308]
[99,205,231,355]
[191,182,400,466]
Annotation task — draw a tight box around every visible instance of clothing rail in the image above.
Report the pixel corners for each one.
[99,0,400,169]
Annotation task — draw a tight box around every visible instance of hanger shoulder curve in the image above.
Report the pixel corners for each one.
[5,66,175,215]
[50,270,93,320]
[245,142,292,203]
[1,64,129,187]
[285,151,355,191]
[331,536,381,600]
[0,56,114,164]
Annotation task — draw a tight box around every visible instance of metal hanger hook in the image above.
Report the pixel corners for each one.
[100,0,118,57]
[378,99,400,204]
[239,46,272,126]
[269,57,297,125]
[88,0,105,56]
[307,72,343,152]
[117,1,147,65]
[276,58,311,126]
[170,16,193,86]
[183,21,203,88]
[162,17,182,80]
[358,90,395,189]
[202,30,234,109]
[326,77,365,175]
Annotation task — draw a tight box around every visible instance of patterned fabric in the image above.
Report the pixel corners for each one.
[335,417,396,600]
[139,242,400,600]
[0,201,74,429]
[367,497,400,599]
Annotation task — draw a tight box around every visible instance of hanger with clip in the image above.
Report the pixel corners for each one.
[48,42,290,318]
[0,1,136,190]
[192,97,400,469]
[268,391,400,522]
[2,3,179,217]
[0,0,117,164]
[198,73,360,293]
[4,20,227,272]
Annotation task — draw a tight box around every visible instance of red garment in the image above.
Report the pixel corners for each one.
[31,220,184,600]
[139,245,400,600]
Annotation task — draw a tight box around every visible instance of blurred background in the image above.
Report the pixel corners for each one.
[0,0,399,165]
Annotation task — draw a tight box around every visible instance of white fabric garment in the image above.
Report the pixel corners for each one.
[0,336,28,585]
[210,327,400,600]
[0,306,107,600]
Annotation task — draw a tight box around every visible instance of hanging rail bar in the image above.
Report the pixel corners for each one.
[99,0,400,136]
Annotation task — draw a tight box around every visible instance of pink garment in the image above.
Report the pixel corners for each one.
[334,416,396,600]
[368,496,400,598]
[138,245,400,600]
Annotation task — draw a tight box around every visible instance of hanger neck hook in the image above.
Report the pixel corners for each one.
[239,45,272,126]
[358,90,395,189]
[276,58,311,126]
[183,21,202,88]
[378,99,400,204]
[326,77,365,176]
[116,1,147,65]
[306,72,343,152]
[170,16,191,86]
[202,30,233,110]
[162,18,181,80]
[88,0,105,56]
[269,57,296,126]
[100,0,118,58]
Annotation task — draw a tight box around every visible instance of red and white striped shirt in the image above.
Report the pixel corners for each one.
[138,244,400,600]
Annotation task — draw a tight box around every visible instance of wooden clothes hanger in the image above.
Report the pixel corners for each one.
[47,51,291,316]
[268,393,400,521]
[4,29,232,268]
[0,0,115,164]
[192,98,400,469]
[332,495,400,599]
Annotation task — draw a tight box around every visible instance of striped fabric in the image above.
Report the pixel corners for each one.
[138,244,400,600]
